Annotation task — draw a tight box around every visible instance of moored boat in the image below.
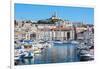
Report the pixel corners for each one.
[24,51,33,58]
[53,40,63,44]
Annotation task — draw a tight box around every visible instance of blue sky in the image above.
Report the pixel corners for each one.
[14,3,94,24]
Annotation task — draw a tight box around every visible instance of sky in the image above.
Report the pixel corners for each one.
[14,3,94,24]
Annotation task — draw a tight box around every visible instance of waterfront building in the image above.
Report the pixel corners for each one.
[14,13,88,41]
[31,13,75,41]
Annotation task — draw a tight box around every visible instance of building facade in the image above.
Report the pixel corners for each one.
[14,14,85,41]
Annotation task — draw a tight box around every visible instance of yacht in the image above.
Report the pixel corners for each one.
[79,50,94,61]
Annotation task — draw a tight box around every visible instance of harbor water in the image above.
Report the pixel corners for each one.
[17,43,80,65]
[34,43,79,64]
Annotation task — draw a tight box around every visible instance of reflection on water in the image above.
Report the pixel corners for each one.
[15,43,80,65]
[34,43,79,64]
[24,58,34,64]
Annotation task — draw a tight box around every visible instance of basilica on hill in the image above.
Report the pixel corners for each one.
[14,12,87,41]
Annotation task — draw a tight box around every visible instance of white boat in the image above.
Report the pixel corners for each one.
[24,51,33,58]
[70,40,79,44]
[32,41,44,48]
[81,53,93,57]
[14,56,20,60]
[14,49,23,60]
[79,49,94,60]
[80,53,94,60]
[43,42,53,48]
